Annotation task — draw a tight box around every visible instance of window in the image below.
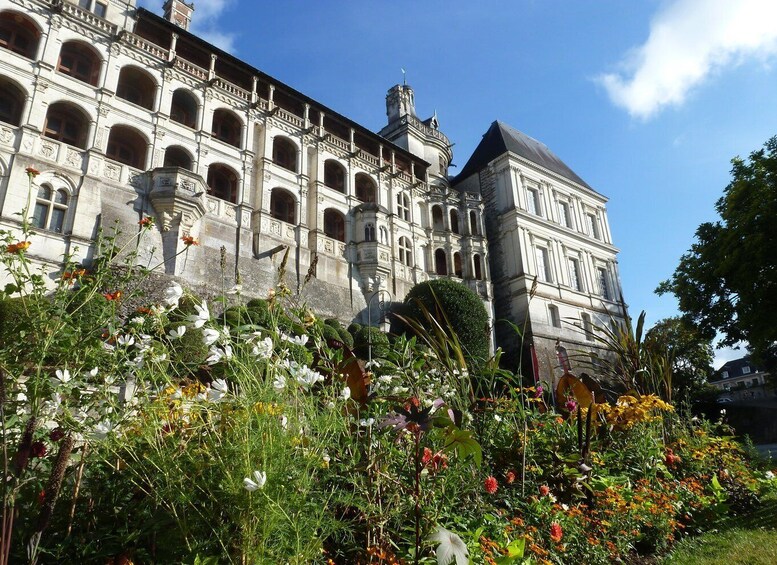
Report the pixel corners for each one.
[473,254,483,280]
[453,252,463,277]
[722,371,729,379]
[272,137,297,172]
[469,210,480,236]
[438,153,446,175]
[170,89,198,128]
[535,246,552,282]
[398,236,412,266]
[752,378,759,387]
[355,173,376,202]
[77,0,107,18]
[270,188,295,224]
[548,305,561,328]
[527,187,541,216]
[323,159,345,192]
[581,313,594,341]
[558,201,571,228]
[323,209,345,242]
[0,77,25,126]
[432,205,444,231]
[211,109,241,148]
[586,212,600,239]
[568,257,581,291]
[43,103,89,148]
[597,267,611,300]
[32,184,68,233]
[116,66,156,110]
[57,42,100,86]
[163,146,193,170]
[206,164,239,203]
[434,248,447,275]
[106,125,147,169]
[0,11,40,59]
[364,223,375,242]
[397,193,410,221]
[742,366,751,375]
[449,209,459,234]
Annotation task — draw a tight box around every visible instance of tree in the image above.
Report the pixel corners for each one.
[644,317,713,398]
[657,136,777,369]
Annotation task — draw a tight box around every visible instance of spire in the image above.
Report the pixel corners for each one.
[385,83,416,124]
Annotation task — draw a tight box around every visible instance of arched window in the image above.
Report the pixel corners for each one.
[355,173,376,202]
[323,159,345,192]
[453,252,463,277]
[323,209,345,242]
[435,248,447,276]
[116,66,156,110]
[270,188,295,224]
[206,163,239,203]
[469,210,479,236]
[57,41,100,86]
[43,102,89,149]
[0,77,25,126]
[211,109,241,148]
[364,223,375,242]
[399,236,412,267]
[473,254,483,280]
[397,192,410,221]
[548,305,561,328]
[170,89,198,128]
[449,209,459,234]
[432,205,444,231]
[163,146,193,170]
[272,137,297,172]
[0,11,40,59]
[32,184,68,233]
[106,125,147,169]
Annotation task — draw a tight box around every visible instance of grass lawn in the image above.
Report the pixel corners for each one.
[662,490,777,564]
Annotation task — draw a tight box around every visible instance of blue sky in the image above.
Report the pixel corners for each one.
[138,0,777,367]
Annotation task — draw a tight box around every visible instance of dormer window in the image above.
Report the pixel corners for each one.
[742,366,751,375]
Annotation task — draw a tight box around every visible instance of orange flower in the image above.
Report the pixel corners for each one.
[550,522,563,543]
[138,216,154,227]
[505,470,517,484]
[103,290,122,301]
[61,269,87,281]
[25,166,40,178]
[484,476,498,494]
[539,485,550,497]
[6,241,31,253]
[181,235,199,246]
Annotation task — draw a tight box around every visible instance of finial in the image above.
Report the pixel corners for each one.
[401,68,406,86]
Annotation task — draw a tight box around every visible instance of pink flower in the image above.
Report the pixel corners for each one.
[539,485,550,497]
[550,522,563,543]
[484,476,498,494]
[564,398,577,412]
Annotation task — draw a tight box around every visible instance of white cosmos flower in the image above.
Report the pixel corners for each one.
[252,336,274,359]
[766,471,775,480]
[341,387,351,401]
[281,333,308,347]
[208,379,229,402]
[168,325,186,339]
[117,334,135,347]
[202,327,221,346]
[130,316,145,325]
[89,367,99,377]
[272,374,286,392]
[291,363,324,390]
[205,344,233,365]
[55,369,71,384]
[92,421,114,440]
[188,300,210,329]
[243,470,266,491]
[163,282,183,307]
[429,526,468,565]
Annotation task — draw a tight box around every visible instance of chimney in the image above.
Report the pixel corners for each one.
[163,0,194,31]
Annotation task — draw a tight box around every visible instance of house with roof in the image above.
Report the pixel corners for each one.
[710,357,771,401]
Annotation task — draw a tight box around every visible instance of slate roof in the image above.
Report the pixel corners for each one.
[453,121,592,191]
[711,356,764,382]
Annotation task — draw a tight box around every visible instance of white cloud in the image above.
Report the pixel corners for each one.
[137,0,238,53]
[598,0,777,119]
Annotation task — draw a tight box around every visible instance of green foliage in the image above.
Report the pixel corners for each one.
[324,318,354,348]
[352,326,389,359]
[657,136,777,369]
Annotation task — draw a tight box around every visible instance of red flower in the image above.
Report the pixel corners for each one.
[564,399,577,412]
[103,290,122,301]
[421,447,433,466]
[539,485,550,497]
[550,522,563,543]
[181,235,199,246]
[138,216,154,228]
[484,476,498,494]
[38,489,46,505]
[6,241,31,254]
[433,452,448,470]
[505,470,517,484]
[49,428,65,442]
[31,441,47,458]
[26,166,40,178]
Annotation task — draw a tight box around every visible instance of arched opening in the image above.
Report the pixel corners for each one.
[355,173,376,202]
[106,125,147,169]
[206,163,239,203]
[270,188,295,224]
[323,159,345,192]
[170,89,198,128]
[272,136,297,172]
[0,76,25,126]
[364,223,375,242]
[32,184,68,233]
[116,66,156,110]
[450,209,459,234]
[0,11,41,59]
[211,108,241,148]
[434,248,447,276]
[399,236,412,267]
[469,210,479,236]
[163,146,193,170]
[323,209,345,242]
[453,252,463,277]
[57,41,100,86]
[473,254,483,280]
[432,205,444,231]
[43,102,89,149]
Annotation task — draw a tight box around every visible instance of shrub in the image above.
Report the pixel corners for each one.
[325,318,354,348]
[353,326,389,360]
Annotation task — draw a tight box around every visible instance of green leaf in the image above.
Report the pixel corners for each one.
[494,538,525,563]
[444,427,482,467]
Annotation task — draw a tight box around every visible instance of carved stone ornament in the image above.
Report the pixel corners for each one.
[147,168,208,232]
[0,127,11,144]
